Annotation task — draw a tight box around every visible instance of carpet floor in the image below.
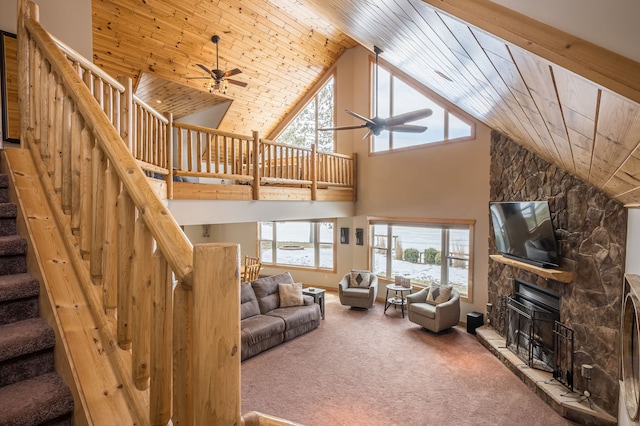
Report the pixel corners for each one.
[241,292,578,426]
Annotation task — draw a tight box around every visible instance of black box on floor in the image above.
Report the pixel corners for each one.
[467,312,483,334]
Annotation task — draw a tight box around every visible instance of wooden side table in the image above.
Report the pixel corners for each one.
[302,288,326,319]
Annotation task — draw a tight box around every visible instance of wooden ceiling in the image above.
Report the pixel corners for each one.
[91,0,640,206]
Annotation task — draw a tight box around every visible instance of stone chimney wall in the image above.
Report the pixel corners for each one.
[488,131,627,416]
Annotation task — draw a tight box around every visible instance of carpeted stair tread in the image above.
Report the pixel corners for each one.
[0,203,17,237]
[0,372,73,426]
[0,174,7,189]
[0,235,27,256]
[0,273,39,302]
[0,203,16,218]
[0,273,40,324]
[0,318,55,362]
[0,349,55,388]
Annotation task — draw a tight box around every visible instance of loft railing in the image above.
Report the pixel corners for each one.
[172,122,356,201]
[16,1,294,424]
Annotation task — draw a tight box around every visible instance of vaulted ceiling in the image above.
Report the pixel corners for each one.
[91,0,640,206]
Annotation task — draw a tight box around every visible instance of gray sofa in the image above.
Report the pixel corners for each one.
[240,272,321,361]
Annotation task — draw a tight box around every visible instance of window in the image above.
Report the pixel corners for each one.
[259,220,335,270]
[275,75,335,152]
[369,218,474,301]
[372,64,473,153]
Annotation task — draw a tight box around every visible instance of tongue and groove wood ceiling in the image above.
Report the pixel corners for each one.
[91,0,640,206]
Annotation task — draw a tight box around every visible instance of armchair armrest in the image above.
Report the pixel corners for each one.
[368,274,378,298]
[338,275,349,295]
[434,290,461,330]
[406,288,428,305]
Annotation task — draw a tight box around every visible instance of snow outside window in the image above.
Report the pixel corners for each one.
[370,221,472,299]
[259,220,335,270]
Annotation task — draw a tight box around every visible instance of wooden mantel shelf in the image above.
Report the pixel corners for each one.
[490,255,574,283]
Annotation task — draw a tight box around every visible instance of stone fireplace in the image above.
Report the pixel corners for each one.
[488,132,627,418]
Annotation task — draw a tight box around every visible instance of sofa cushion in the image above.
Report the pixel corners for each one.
[241,314,285,346]
[279,282,304,307]
[349,270,370,288]
[240,282,261,320]
[342,287,371,298]
[252,272,294,314]
[266,304,321,339]
[426,285,453,305]
[241,314,285,360]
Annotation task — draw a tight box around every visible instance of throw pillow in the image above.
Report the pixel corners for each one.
[426,285,453,305]
[278,282,304,307]
[350,270,371,288]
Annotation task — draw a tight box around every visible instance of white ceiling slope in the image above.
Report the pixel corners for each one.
[295,0,640,206]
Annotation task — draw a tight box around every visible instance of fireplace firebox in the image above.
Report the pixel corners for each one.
[506,279,560,373]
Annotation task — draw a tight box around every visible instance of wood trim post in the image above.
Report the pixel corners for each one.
[311,144,317,201]
[118,76,133,150]
[193,243,240,425]
[166,112,174,200]
[252,131,260,200]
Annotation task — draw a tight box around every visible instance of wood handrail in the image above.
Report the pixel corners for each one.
[23,13,193,285]
[50,33,126,93]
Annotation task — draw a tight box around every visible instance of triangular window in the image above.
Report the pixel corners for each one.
[275,75,334,152]
[372,64,473,153]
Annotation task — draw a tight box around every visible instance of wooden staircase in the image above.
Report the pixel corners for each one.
[0,173,74,425]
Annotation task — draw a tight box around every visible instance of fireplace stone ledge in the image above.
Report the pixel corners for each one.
[476,325,617,426]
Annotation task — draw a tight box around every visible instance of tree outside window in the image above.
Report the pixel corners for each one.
[276,76,334,152]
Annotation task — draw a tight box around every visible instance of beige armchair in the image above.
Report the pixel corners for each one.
[406,286,460,333]
[338,271,378,309]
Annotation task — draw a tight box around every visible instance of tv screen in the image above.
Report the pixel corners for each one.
[489,201,560,268]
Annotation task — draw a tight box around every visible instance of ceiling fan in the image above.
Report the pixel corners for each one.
[192,35,247,94]
[319,46,432,139]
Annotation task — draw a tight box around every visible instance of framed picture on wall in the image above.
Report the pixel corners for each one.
[355,228,363,245]
[340,227,349,244]
[1,31,19,143]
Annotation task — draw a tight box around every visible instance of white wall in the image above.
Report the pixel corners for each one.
[0,0,92,58]
[489,0,640,63]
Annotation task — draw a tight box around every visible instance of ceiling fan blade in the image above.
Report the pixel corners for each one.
[318,124,368,131]
[187,76,212,80]
[344,109,375,126]
[386,124,428,133]
[224,68,242,77]
[384,108,433,126]
[197,63,214,77]
[227,79,248,87]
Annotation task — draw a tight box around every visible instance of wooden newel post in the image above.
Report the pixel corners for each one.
[192,243,241,425]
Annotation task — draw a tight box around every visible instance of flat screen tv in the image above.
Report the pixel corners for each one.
[489,201,560,268]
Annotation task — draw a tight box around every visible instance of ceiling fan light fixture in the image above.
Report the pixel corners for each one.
[195,35,247,95]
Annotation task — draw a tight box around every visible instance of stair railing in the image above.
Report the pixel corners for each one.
[16,1,255,424]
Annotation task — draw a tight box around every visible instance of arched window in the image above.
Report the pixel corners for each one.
[372,64,474,153]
